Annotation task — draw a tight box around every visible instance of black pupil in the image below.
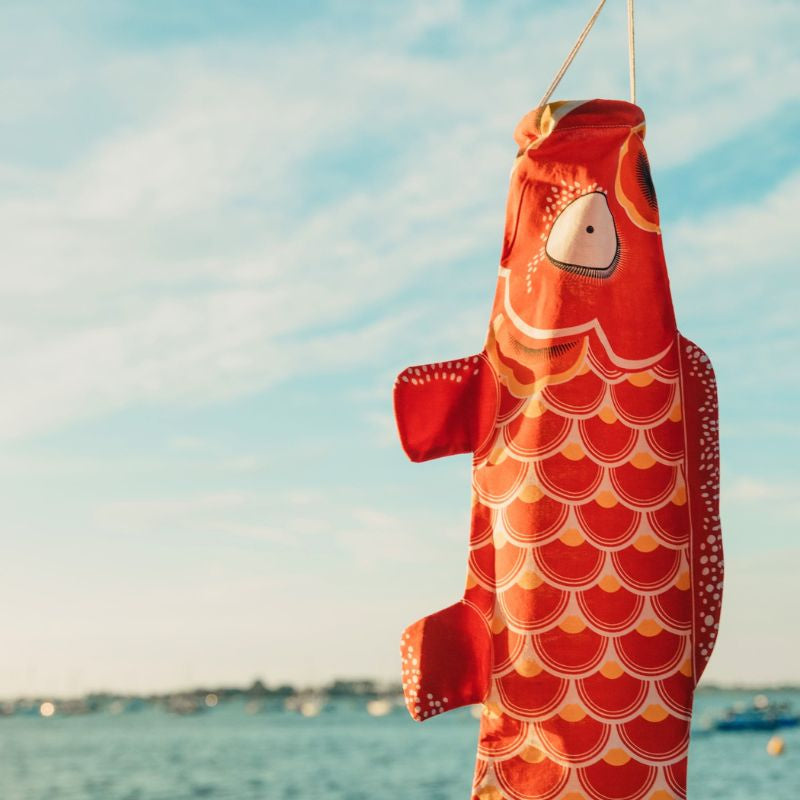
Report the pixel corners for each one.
[586,225,594,234]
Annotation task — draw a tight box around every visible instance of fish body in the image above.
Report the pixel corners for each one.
[394,100,722,800]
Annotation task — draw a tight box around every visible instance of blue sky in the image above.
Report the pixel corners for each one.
[1,0,798,696]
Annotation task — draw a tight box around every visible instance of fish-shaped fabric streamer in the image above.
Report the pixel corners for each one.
[393,98,723,800]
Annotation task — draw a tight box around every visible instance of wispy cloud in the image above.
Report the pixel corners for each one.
[95,490,309,545]
[703,546,800,686]
[0,0,797,693]
[725,476,800,516]
[0,1,797,440]
[668,171,799,281]
[663,168,800,422]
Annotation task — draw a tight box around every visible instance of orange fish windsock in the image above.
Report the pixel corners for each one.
[393,98,723,800]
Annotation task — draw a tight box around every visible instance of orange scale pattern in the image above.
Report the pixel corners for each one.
[578,758,657,800]
[577,584,644,634]
[575,502,640,549]
[471,539,528,590]
[533,538,606,589]
[618,712,691,763]
[504,408,573,460]
[608,461,677,510]
[610,379,676,428]
[534,714,612,765]
[492,629,528,674]
[470,500,496,547]
[495,670,570,720]
[615,628,687,679]
[498,583,571,634]
[397,331,721,799]
[655,672,694,719]
[578,415,638,464]
[650,586,692,632]
[495,752,570,800]
[542,369,607,417]
[532,627,609,676]
[460,339,719,800]
[478,713,531,759]
[534,453,605,503]
[611,545,682,593]
[577,670,650,721]
[647,504,690,547]
[665,757,688,795]
[645,419,685,462]
[474,456,530,506]
[503,495,570,544]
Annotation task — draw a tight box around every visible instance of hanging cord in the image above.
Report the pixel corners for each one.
[537,0,607,108]
[537,0,637,108]
[627,0,636,103]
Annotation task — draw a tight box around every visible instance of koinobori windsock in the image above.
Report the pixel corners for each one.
[393,99,722,800]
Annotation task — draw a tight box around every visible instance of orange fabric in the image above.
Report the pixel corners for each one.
[393,99,723,800]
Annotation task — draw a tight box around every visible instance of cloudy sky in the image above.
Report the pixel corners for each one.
[1,0,798,696]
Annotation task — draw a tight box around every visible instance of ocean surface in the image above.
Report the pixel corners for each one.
[0,690,797,800]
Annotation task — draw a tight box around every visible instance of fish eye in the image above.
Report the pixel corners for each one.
[545,192,619,278]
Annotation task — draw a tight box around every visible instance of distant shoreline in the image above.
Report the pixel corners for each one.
[3,677,799,709]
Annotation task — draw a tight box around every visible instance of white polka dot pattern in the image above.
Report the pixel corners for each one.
[680,337,723,681]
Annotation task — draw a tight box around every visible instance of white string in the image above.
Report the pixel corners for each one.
[628,0,636,103]
[537,0,607,108]
[537,0,637,108]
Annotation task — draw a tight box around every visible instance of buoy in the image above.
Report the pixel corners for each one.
[39,701,55,718]
[767,736,785,757]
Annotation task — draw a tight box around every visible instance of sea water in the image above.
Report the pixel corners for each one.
[0,690,797,800]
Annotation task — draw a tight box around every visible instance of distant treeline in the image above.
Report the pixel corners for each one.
[4,677,798,707]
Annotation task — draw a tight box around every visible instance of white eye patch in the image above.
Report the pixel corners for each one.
[545,191,619,277]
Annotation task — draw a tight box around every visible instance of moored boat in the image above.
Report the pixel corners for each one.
[713,695,799,732]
